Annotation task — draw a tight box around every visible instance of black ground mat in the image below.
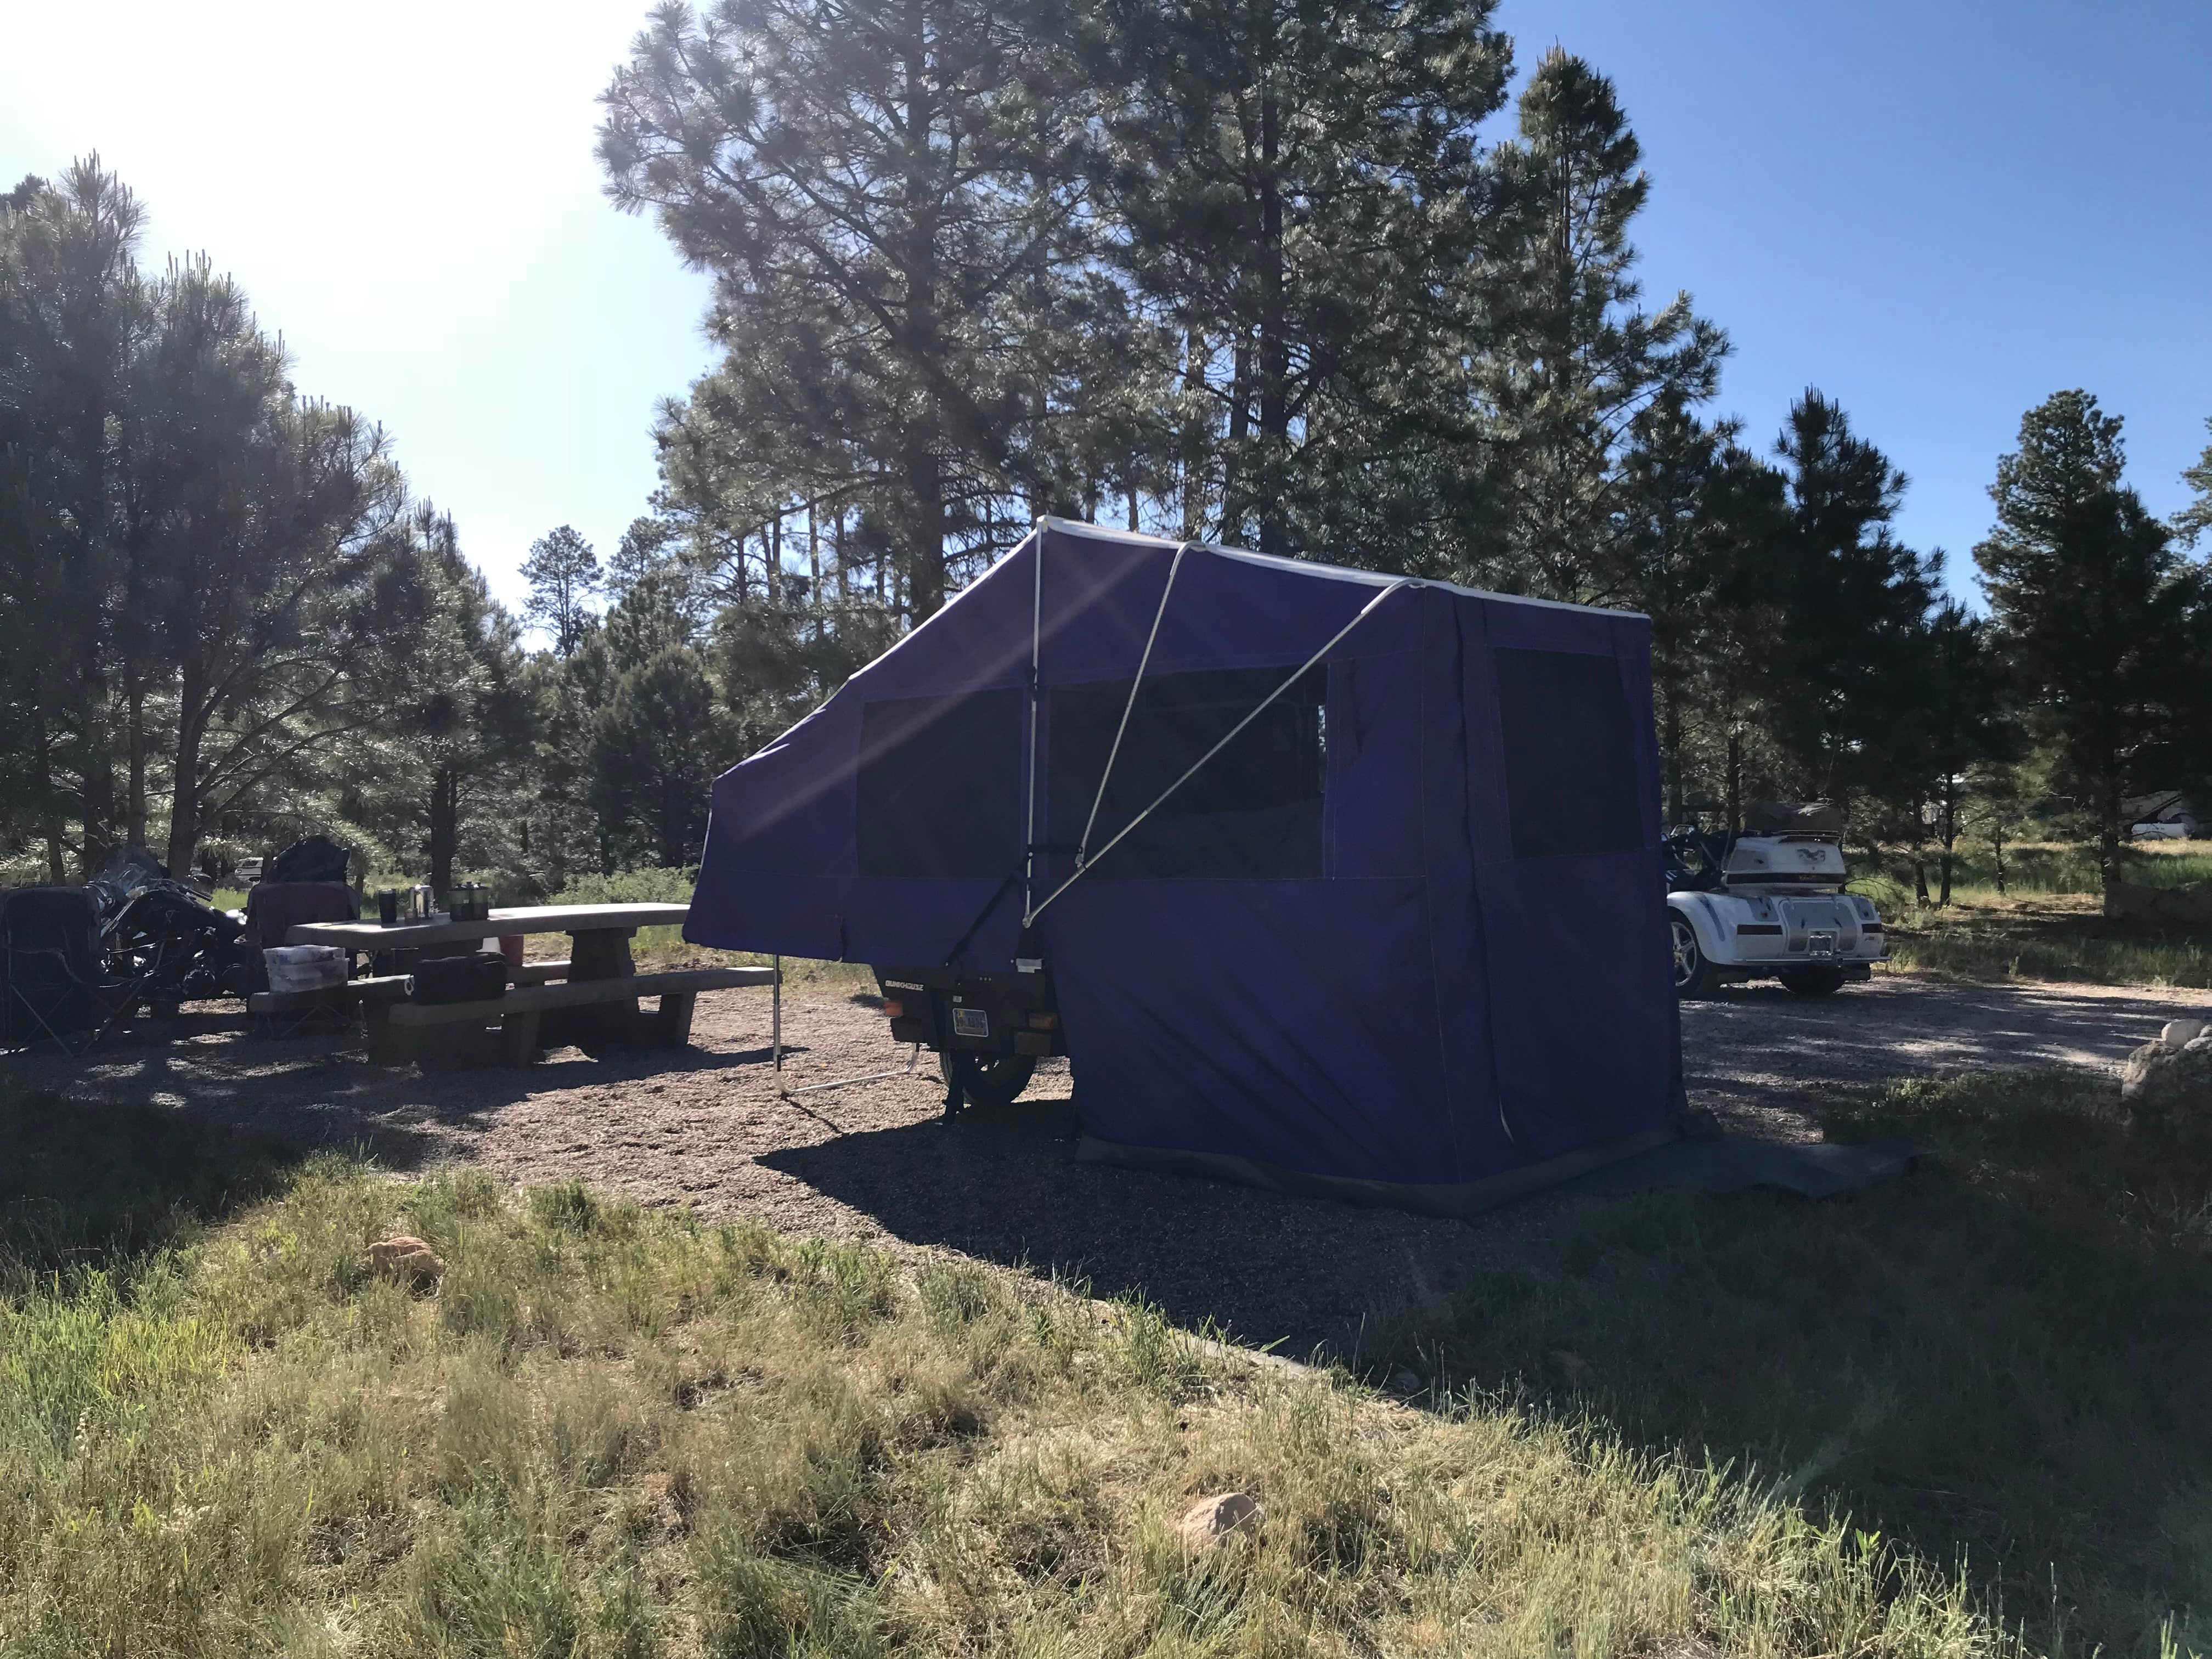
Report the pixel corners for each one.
[1558,1134,1918,1201]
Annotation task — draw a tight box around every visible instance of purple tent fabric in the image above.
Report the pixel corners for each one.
[686,520,1684,1210]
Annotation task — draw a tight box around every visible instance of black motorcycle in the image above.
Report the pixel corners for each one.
[1662,824,1728,894]
[87,849,257,1017]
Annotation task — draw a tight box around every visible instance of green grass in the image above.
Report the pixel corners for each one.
[1362,1070,2212,1657]
[1871,890,2212,990]
[545,867,702,907]
[1843,843,2212,989]
[546,867,715,970]
[541,867,875,987]
[1912,842,2212,897]
[1,1079,2035,1659]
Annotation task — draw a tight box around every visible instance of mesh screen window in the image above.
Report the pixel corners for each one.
[855,690,1024,878]
[1048,665,1325,879]
[1493,647,1643,860]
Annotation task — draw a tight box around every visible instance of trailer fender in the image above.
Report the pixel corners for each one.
[1666,893,1739,966]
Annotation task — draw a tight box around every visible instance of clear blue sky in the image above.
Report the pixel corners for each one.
[3,1,2205,618]
[1529,0,2211,602]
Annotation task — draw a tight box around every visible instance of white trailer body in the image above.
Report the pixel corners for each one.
[1667,831,1887,997]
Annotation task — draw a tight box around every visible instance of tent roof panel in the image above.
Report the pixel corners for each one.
[1031,517,1648,621]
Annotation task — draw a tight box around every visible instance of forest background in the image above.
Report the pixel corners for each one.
[6,0,2212,910]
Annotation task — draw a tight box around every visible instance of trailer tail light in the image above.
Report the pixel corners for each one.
[882,998,904,1019]
[1026,1011,1059,1031]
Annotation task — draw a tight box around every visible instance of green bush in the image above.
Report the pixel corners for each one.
[549,867,701,907]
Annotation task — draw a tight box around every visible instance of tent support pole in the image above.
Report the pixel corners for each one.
[1025,576,1421,927]
[1023,524,1043,924]
[772,955,781,1070]
[1075,541,1194,872]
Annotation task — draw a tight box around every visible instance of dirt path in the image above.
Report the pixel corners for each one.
[13,971,2207,1359]
[1681,972,2210,1139]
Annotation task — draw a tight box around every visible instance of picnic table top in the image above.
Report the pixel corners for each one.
[285,902,689,951]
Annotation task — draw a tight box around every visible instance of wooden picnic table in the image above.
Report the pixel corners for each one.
[282,902,772,1065]
[285,901,690,979]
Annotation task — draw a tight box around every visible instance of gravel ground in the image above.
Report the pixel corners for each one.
[11,971,2209,1359]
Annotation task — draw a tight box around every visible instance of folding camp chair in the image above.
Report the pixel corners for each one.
[0,887,118,1056]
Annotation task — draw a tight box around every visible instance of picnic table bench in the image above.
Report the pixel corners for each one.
[381,965,775,1065]
[284,902,775,1067]
[246,973,413,1037]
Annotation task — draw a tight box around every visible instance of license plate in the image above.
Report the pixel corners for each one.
[1807,930,1837,959]
[952,1007,989,1038]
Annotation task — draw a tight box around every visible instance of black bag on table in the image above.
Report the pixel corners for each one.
[267,834,352,887]
[409,951,509,1006]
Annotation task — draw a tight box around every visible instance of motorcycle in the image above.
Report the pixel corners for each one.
[87,849,258,1016]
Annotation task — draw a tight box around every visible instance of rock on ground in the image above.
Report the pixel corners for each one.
[364,1234,446,1287]
[2121,1019,2212,1135]
[1178,1493,1261,1551]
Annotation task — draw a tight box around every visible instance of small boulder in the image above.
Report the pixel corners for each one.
[1178,1492,1261,1552]
[2120,1029,2212,1136]
[364,1234,446,1288]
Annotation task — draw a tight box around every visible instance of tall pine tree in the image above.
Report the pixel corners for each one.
[1612,393,1786,821]
[1764,391,1938,811]
[599,0,1093,618]
[0,159,148,874]
[1086,0,1509,560]
[382,507,536,902]
[1480,50,1726,602]
[2175,416,2212,548]
[1975,390,2199,905]
[520,525,602,657]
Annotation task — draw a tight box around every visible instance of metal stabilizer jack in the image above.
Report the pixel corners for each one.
[783,1042,923,1097]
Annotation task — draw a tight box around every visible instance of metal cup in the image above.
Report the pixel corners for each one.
[376,888,399,926]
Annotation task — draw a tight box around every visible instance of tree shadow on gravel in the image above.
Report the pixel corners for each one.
[0,1073,311,1276]
[13,1033,798,1150]
[758,1102,1566,1362]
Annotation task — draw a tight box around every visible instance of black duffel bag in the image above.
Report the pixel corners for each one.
[267,834,352,886]
[409,951,509,1006]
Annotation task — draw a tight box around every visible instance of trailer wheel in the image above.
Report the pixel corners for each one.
[940,1050,1037,1110]
[1669,911,1720,999]
[1779,967,1846,996]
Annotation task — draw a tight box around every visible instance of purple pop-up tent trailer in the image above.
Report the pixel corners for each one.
[685,518,1685,1213]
